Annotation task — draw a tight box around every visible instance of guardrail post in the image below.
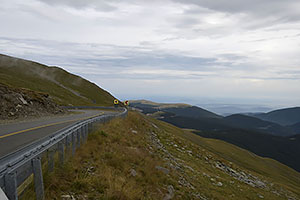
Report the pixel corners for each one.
[77,129,81,148]
[81,126,85,143]
[84,124,88,142]
[32,157,44,200]
[58,142,64,165]
[4,171,17,200]
[48,149,55,172]
[72,131,76,156]
[67,134,72,156]
[65,135,69,149]
[88,122,92,132]
[86,124,89,136]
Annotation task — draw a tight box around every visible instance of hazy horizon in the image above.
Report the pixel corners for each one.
[1,0,300,108]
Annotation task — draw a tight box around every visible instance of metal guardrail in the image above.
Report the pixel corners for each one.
[62,106,124,110]
[0,107,128,200]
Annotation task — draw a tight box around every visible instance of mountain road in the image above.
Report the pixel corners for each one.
[0,109,114,158]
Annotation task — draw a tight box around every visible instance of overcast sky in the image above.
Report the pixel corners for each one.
[1,0,300,110]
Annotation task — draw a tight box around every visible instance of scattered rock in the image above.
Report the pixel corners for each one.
[163,185,174,200]
[192,193,209,200]
[203,173,210,178]
[215,161,267,189]
[184,165,195,172]
[152,123,158,129]
[19,96,28,105]
[130,169,137,177]
[186,150,192,154]
[131,130,138,134]
[258,194,264,199]
[216,182,223,187]
[86,166,95,175]
[155,166,170,174]
[61,194,76,200]
[178,176,194,189]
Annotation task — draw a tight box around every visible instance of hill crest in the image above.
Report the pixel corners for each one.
[254,107,300,126]
[0,54,115,106]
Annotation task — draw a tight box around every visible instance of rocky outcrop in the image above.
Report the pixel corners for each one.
[215,161,266,188]
[0,83,65,120]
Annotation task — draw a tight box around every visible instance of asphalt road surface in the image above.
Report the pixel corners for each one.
[0,109,112,158]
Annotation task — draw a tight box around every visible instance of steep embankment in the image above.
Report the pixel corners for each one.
[0,83,65,120]
[23,112,300,200]
[0,54,115,106]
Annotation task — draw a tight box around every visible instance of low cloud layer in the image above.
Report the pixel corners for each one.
[0,0,300,107]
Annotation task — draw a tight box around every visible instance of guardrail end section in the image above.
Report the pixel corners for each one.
[0,187,9,200]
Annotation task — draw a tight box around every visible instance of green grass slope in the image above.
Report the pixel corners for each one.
[22,112,300,199]
[0,54,115,106]
[174,129,300,195]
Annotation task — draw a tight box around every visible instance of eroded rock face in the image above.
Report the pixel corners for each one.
[0,83,65,120]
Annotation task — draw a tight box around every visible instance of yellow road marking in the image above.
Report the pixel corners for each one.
[0,112,104,139]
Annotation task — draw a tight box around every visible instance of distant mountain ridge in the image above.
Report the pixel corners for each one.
[131,100,296,137]
[130,100,190,108]
[289,122,300,135]
[130,100,300,172]
[223,114,294,136]
[130,100,221,119]
[0,54,115,106]
[253,107,300,126]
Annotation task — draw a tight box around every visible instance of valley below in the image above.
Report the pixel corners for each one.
[131,100,300,173]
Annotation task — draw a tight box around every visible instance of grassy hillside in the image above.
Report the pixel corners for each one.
[175,129,300,191]
[22,112,300,199]
[195,129,300,173]
[0,54,115,106]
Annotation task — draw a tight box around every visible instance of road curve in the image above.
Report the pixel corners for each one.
[0,109,113,158]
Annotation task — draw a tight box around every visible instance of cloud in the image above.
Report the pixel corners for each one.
[1,36,298,81]
[35,0,117,12]
[168,0,300,34]
[173,0,300,19]
[1,1,300,106]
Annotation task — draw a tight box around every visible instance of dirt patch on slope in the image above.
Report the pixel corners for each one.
[0,83,65,120]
